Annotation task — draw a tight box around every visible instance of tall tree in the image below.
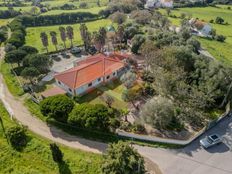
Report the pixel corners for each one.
[101,141,145,174]
[93,27,107,52]
[66,26,74,47]
[50,31,58,51]
[21,67,40,84]
[5,49,27,67]
[116,25,124,44]
[40,32,49,53]
[59,26,67,49]
[122,88,139,110]
[80,23,90,50]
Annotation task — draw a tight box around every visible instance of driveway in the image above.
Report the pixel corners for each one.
[137,115,232,174]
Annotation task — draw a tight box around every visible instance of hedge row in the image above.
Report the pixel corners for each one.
[21,12,99,27]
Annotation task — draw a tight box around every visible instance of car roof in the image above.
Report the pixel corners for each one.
[209,134,220,140]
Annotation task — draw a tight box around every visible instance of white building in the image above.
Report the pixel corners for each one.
[189,18,212,37]
[145,0,173,9]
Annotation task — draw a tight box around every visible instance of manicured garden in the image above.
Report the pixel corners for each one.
[25,19,114,53]
[161,5,232,65]
[0,101,103,174]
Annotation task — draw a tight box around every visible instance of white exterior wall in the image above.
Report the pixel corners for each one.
[104,71,118,82]
[200,25,212,36]
[56,79,74,95]
[75,77,103,95]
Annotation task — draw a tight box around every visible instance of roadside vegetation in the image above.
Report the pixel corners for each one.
[0,101,103,174]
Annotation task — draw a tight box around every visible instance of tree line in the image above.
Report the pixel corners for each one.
[21,12,99,27]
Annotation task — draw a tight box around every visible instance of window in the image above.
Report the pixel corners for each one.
[88,82,92,87]
[68,88,72,92]
[113,72,116,76]
[106,75,110,79]
[58,81,61,85]
[98,78,101,82]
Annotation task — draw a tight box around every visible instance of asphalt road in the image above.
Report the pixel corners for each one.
[137,115,232,174]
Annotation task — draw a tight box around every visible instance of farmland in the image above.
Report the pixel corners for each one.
[162,5,232,65]
[25,19,114,53]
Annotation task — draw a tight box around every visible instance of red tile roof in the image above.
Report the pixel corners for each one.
[55,53,128,89]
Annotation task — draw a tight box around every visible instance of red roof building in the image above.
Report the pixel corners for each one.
[54,53,128,96]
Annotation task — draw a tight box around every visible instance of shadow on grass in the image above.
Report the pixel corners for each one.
[78,80,122,104]
[58,161,72,174]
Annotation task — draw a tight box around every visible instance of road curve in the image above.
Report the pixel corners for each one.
[0,67,108,154]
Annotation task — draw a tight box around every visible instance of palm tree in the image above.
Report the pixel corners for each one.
[93,32,103,52]
[50,31,58,51]
[92,27,107,52]
[66,26,74,48]
[117,25,125,44]
[59,26,67,49]
[40,32,49,53]
[80,23,88,50]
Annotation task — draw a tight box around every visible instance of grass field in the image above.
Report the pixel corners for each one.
[160,5,232,65]
[25,19,114,53]
[0,101,102,174]
[41,6,105,15]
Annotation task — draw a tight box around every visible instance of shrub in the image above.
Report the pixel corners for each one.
[79,2,88,8]
[68,103,119,132]
[6,125,27,150]
[215,16,224,24]
[215,34,226,42]
[40,95,74,122]
[209,19,214,23]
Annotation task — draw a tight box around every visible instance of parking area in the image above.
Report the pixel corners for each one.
[136,115,232,174]
[50,51,88,73]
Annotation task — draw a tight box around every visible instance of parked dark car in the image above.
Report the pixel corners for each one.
[71,47,81,54]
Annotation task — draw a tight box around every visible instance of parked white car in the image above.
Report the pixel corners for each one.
[200,134,222,149]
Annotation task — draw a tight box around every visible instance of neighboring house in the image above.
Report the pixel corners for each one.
[189,18,212,37]
[145,0,173,8]
[54,53,129,96]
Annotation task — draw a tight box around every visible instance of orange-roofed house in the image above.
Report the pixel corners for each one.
[54,53,129,96]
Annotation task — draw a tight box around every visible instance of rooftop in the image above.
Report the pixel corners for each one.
[55,53,129,89]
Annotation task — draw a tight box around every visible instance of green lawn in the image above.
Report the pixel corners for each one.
[161,5,232,65]
[78,80,128,110]
[41,0,108,8]
[0,101,102,174]
[25,19,114,53]
[41,6,105,16]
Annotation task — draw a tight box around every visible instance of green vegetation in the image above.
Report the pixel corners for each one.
[0,61,24,96]
[41,6,106,16]
[101,141,145,174]
[161,5,232,65]
[0,101,102,174]
[26,19,114,53]
[78,80,128,110]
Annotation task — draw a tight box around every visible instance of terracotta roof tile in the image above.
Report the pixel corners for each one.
[55,53,128,89]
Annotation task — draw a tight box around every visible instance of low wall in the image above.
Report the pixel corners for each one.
[117,112,230,146]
